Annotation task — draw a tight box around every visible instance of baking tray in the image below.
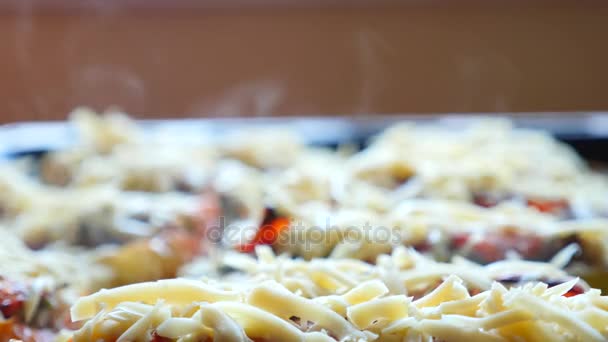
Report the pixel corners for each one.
[1,112,608,162]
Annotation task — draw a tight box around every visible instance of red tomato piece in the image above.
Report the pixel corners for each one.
[526,198,569,215]
[413,240,432,252]
[452,230,545,263]
[150,331,173,342]
[237,209,290,253]
[562,284,585,297]
[450,233,471,249]
[0,280,26,319]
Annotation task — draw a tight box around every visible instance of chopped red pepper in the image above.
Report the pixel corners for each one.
[413,240,432,253]
[0,280,26,319]
[563,286,585,297]
[545,280,585,298]
[526,198,569,215]
[150,331,172,342]
[450,233,471,250]
[237,208,290,253]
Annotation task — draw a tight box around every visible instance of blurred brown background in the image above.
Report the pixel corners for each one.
[0,1,607,122]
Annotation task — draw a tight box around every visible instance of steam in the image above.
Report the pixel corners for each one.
[355,29,391,114]
[69,64,146,113]
[189,79,284,117]
[458,52,521,112]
